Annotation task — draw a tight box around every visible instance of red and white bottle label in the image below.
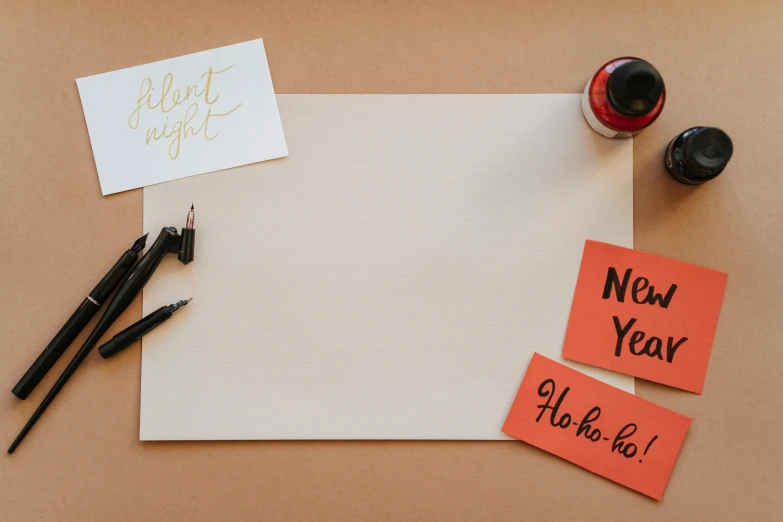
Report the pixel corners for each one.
[581,78,633,139]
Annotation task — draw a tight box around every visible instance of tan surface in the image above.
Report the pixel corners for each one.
[1,0,781,520]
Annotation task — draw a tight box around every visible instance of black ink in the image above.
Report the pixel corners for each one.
[576,406,602,442]
[628,330,645,355]
[532,378,662,465]
[535,379,572,428]
[612,423,638,458]
[613,316,637,357]
[667,337,688,363]
[639,435,659,462]
[602,267,677,308]
[643,336,664,360]
[602,267,631,302]
[613,316,687,363]
[648,284,678,308]
[631,277,650,304]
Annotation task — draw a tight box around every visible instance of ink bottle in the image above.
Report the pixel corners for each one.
[582,57,665,138]
[665,127,733,184]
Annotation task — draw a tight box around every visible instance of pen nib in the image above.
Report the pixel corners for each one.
[132,233,149,253]
[185,205,195,229]
[165,298,192,314]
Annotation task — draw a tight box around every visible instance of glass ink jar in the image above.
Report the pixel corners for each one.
[582,57,666,138]
[665,127,733,184]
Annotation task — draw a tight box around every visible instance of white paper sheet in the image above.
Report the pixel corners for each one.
[77,39,287,195]
[141,95,633,440]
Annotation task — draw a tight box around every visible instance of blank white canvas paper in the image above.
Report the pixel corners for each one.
[77,39,287,195]
[141,95,633,440]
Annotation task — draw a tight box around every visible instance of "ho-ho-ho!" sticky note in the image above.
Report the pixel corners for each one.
[503,353,691,500]
[562,240,728,393]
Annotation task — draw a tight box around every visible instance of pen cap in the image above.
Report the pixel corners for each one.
[98,307,170,359]
[178,228,195,265]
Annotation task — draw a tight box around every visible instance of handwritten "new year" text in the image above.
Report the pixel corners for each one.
[602,267,687,364]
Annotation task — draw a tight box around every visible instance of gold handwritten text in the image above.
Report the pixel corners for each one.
[128,66,241,160]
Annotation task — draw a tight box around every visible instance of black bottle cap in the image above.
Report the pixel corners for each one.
[607,60,664,117]
[682,127,733,177]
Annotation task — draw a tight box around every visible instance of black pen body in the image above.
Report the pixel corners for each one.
[98,307,170,359]
[11,299,98,400]
[11,246,140,400]
[8,228,179,453]
[98,297,191,359]
[93,227,181,341]
[89,248,141,304]
[63,227,180,369]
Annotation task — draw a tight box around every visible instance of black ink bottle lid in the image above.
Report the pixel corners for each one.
[606,60,664,117]
[582,57,666,138]
[665,127,733,185]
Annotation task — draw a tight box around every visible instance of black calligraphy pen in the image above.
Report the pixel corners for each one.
[11,234,148,400]
[8,205,196,454]
[98,298,192,359]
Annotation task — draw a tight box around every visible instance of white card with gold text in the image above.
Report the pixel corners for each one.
[77,39,287,195]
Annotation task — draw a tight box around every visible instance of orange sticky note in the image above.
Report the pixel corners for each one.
[503,353,691,500]
[562,240,728,393]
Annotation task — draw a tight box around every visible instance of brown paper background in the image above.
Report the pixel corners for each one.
[1,1,781,520]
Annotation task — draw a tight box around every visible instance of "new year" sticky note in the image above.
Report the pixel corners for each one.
[503,353,691,500]
[562,240,728,393]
